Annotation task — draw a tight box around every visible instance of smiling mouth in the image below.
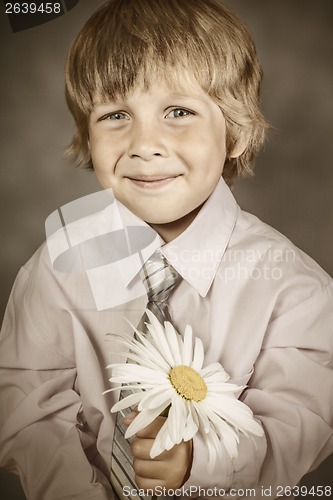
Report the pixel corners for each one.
[125,175,181,189]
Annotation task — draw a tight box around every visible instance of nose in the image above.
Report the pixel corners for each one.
[127,121,168,161]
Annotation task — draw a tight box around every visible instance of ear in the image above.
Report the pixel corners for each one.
[229,130,250,159]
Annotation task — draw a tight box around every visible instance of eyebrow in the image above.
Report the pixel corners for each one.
[91,91,209,111]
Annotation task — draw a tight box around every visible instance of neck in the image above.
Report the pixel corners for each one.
[149,205,202,243]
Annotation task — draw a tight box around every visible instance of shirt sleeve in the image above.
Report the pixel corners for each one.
[0,251,113,500]
[184,282,333,498]
[238,282,333,492]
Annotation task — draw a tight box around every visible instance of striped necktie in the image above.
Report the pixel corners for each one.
[140,251,181,324]
[110,252,180,500]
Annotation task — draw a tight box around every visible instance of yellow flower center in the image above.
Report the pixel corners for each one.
[169,365,208,402]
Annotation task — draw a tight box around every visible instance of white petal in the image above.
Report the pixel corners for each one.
[167,395,187,444]
[164,321,182,366]
[205,429,223,473]
[106,332,136,348]
[123,314,171,371]
[192,401,211,434]
[191,337,205,371]
[125,348,170,373]
[183,401,199,441]
[150,420,173,458]
[106,361,129,370]
[188,400,200,427]
[125,402,168,438]
[198,401,239,459]
[138,385,173,410]
[130,329,171,372]
[111,392,144,413]
[204,395,263,437]
[180,324,193,367]
[200,363,229,380]
[113,326,170,373]
[106,383,157,393]
[145,311,175,366]
[212,425,238,460]
[111,364,167,384]
[106,334,157,366]
[205,382,242,394]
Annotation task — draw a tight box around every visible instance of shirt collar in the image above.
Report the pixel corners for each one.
[45,184,237,308]
[163,178,238,297]
[116,178,238,296]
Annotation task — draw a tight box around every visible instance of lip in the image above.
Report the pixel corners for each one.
[125,175,181,189]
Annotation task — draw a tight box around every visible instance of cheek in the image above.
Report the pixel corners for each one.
[188,141,226,179]
[184,120,226,163]
[205,129,227,174]
[90,138,116,172]
[90,150,117,190]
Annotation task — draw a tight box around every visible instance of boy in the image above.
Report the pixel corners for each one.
[0,0,332,499]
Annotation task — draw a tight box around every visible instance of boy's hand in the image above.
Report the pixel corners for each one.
[124,412,193,492]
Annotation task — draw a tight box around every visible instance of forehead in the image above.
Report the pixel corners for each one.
[93,67,211,105]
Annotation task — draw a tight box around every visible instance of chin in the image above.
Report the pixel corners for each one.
[144,217,177,226]
[136,210,183,226]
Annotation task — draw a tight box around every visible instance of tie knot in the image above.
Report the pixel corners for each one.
[140,252,180,304]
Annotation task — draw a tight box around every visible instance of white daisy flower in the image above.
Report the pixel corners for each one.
[105,310,263,472]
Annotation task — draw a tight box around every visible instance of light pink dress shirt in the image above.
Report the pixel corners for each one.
[0,179,332,499]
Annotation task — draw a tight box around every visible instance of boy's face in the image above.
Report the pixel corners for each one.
[89,75,227,241]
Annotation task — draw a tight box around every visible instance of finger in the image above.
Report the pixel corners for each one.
[131,437,156,460]
[132,440,193,491]
[123,409,139,426]
[131,436,173,461]
[133,458,166,480]
[134,475,167,492]
[135,415,166,439]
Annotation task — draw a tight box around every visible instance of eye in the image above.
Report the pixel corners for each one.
[166,108,193,119]
[99,111,129,121]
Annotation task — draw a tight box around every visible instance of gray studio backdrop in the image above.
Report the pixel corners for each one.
[0,1,332,498]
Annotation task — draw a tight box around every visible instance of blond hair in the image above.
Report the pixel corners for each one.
[65,0,268,184]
